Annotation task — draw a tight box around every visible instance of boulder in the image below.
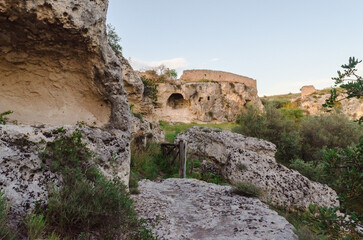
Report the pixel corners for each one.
[133,178,297,240]
[175,127,339,210]
[0,124,130,227]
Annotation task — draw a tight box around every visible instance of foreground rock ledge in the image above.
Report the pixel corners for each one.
[133,178,297,240]
[175,127,339,210]
[0,124,129,227]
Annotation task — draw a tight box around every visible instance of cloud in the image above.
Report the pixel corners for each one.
[129,57,188,70]
[210,58,220,62]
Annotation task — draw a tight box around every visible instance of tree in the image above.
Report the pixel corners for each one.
[324,57,362,122]
[106,24,122,56]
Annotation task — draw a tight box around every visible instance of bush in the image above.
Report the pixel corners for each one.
[321,138,363,213]
[233,104,301,164]
[232,182,264,198]
[0,191,15,240]
[141,76,158,104]
[300,113,363,162]
[41,130,154,239]
[0,111,13,125]
[289,159,325,182]
[131,142,176,181]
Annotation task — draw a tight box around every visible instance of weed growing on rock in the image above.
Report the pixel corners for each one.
[0,111,13,125]
[0,191,15,240]
[39,130,154,239]
[232,182,264,198]
[24,213,46,240]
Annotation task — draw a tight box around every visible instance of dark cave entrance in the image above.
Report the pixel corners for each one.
[167,93,188,109]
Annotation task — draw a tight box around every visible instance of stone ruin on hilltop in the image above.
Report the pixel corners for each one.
[125,67,263,123]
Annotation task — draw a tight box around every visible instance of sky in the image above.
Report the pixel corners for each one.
[107,0,363,96]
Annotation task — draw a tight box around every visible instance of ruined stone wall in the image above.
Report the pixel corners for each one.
[180,69,257,89]
[300,85,316,97]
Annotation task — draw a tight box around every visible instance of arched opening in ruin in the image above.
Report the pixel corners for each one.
[167,93,188,109]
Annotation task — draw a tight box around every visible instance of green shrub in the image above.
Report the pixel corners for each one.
[0,111,13,125]
[232,182,263,198]
[0,191,15,240]
[24,213,46,240]
[321,139,363,213]
[141,76,158,104]
[300,113,363,162]
[200,172,227,185]
[289,159,325,182]
[41,130,154,239]
[233,104,301,164]
[131,142,176,180]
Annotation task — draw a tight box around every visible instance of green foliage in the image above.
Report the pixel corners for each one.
[200,173,227,185]
[324,57,363,123]
[24,213,46,240]
[321,139,363,213]
[233,104,301,164]
[290,159,325,182]
[0,191,15,240]
[232,182,264,198]
[40,130,154,239]
[106,23,122,56]
[0,111,13,125]
[131,143,177,181]
[300,113,363,162]
[141,76,158,104]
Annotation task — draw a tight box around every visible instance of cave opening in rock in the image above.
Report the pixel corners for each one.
[167,93,188,109]
[0,10,111,126]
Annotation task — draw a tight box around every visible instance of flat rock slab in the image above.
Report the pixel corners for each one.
[133,178,297,240]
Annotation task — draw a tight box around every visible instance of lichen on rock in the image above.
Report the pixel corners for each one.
[175,127,340,210]
[133,178,298,240]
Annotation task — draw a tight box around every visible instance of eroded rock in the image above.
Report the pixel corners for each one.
[0,124,130,227]
[175,127,339,210]
[0,0,130,130]
[133,178,297,240]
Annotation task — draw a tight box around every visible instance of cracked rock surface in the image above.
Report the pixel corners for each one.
[0,124,130,227]
[175,127,339,210]
[133,178,297,240]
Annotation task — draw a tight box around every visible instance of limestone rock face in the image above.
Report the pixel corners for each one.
[293,93,363,120]
[0,0,130,130]
[175,127,339,210]
[0,124,130,226]
[133,178,297,240]
[120,56,144,106]
[148,80,263,123]
[129,114,165,147]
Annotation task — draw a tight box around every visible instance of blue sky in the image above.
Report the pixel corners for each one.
[107,0,363,96]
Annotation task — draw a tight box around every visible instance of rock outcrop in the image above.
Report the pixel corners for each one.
[129,114,164,147]
[133,178,297,240]
[0,0,132,229]
[0,124,130,226]
[292,86,363,120]
[175,127,339,210]
[151,79,263,123]
[127,67,263,123]
[0,0,130,130]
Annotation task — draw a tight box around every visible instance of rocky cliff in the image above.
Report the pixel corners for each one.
[0,0,131,229]
[123,64,263,123]
[0,0,130,130]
